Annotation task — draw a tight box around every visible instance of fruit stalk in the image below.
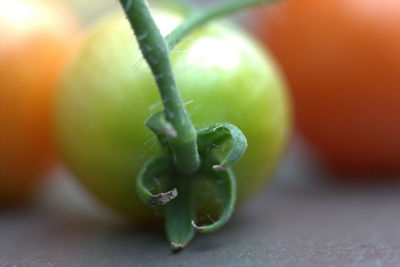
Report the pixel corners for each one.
[121,0,200,175]
[166,0,279,49]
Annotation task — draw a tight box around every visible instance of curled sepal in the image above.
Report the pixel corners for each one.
[192,156,237,233]
[145,111,177,152]
[166,175,196,250]
[145,110,177,138]
[197,123,247,171]
[136,153,177,206]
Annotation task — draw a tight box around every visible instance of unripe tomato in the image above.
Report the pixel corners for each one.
[255,0,400,175]
[0,0,78,204]
[55,9,290,223]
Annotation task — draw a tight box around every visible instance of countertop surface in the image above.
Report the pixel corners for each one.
[2,141,400,267]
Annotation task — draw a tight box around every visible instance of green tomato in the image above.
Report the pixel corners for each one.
[55,8,291,223]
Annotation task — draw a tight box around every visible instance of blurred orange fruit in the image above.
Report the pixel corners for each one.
[256,0,400,175]
[0,0,78,204]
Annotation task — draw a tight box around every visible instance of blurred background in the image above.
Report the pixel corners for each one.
[1,0,400,266]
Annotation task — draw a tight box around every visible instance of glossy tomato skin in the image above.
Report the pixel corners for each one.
[0,0,77,204]
[55,10,290,223]
[256,0,400,174]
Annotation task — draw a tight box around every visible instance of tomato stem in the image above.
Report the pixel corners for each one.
[121,0,200,175]
[159,0,193,14]
[166,0,279,50]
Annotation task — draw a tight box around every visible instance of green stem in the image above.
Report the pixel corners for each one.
[166,0,279,49]
[158,0,193,14]
[120,0,200,175]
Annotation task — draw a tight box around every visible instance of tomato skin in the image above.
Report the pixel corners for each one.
[256,0,400,174]
[0,0,77,204]
[55,10,290,222]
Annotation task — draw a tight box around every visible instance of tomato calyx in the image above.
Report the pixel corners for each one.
[137,120,246,249]
[136,153,176,206]
[197,123,248,171]
[190,155,237,234]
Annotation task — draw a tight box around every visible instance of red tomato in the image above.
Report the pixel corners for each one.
[255,0,400,175]
[0,0,78,204]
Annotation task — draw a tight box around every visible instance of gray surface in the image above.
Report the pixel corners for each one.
[2,140,400,266]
